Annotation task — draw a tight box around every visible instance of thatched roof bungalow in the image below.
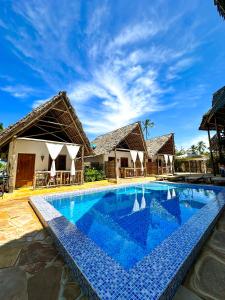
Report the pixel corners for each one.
[86,122,147,180]
[0,91,92,191]
[145,133,175,175]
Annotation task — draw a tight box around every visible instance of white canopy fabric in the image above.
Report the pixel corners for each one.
[138,151,144,172]
[164,154,169,165]
[130,150,138,163]
[66,145,80,176]
[169,155,173,173]
[46,143,63,177]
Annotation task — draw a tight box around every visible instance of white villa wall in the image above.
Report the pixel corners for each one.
[8,138,74,189]
[105,151,134,167]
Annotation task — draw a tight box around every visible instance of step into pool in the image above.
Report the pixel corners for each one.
[30,182,225,299]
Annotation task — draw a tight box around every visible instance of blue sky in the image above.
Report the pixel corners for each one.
[0,0,225,149]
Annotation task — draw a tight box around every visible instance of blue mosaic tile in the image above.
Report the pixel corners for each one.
[30,181,225,300]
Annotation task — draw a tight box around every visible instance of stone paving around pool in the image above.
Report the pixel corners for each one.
[0,197,88,300]
[173,209,225,300]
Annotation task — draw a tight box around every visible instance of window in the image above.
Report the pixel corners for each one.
[48,155,66,171]
[108,157,115,162]
[121,157,128,168]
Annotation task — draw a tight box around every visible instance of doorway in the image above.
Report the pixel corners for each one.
[16,153,35,188]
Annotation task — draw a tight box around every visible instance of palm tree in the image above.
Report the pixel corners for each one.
[190,144,198,155]
[175,147,186,156]
[142,119,154,140]
[197,141,206,154]
[0,123,3,131]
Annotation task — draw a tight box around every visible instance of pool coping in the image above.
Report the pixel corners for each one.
[30,181,225,300]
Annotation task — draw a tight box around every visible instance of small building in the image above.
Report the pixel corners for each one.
[145,133,175,175]
[86,122,147,180]
[0,91,92,192]
[175,153,208,173]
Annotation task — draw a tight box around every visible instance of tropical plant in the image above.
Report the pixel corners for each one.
[175,147,186,156]
[196,141,207,154]
[84,167,106,182]
[190,144,198,154]
[0,123,3,131]
[142,119,154,140]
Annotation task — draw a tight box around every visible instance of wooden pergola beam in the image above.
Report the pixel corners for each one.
[38,119,74,128]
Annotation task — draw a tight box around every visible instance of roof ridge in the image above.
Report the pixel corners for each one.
[146,133,173,142]
[92,121,140,141]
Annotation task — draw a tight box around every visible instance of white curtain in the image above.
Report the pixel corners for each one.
[138,151,144,172]
[46,143,63,177]
[130,150,138,171]
[130,150,138,163]
[66,145,80,176]
[170,155,174,173]
[164,154,169,165]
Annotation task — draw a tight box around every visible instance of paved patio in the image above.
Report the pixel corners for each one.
[0,197,87,300]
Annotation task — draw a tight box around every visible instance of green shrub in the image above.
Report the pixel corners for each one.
[84,167,105,182]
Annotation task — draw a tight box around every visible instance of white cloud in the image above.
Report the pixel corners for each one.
[177,133,209,150]
[167,57,196,80]
[1,85,34,98]
[108,21,159,49]
[32,98,49,109]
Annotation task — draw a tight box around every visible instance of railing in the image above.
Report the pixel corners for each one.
[33,170,83,189]
[120,167,146,178]
[159,166,172,174]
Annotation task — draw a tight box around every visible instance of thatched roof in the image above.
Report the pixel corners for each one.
[92,122,146,155]
[0,91,92,156]
[146,133,174,158]
[214,0,225,19]
[199,86,225,130]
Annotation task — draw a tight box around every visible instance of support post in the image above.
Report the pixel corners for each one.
[215,118,223,163]
[115,149,119,182]
[8,137,17,193]
[157,154,159,175]
[81,146,84,184]
[144,153,147,177]
[207,125,216,175]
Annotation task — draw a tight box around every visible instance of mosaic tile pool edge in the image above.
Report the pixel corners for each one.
[30,182,225,300]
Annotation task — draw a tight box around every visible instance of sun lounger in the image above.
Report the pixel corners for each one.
[211,177,225,185]
[185,174,212,184]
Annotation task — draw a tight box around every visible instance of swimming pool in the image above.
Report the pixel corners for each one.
[30,182,225,299]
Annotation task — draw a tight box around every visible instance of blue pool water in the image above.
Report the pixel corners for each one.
[47,182,220,270]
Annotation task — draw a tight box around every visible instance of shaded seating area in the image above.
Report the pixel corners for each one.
[175,153,208,173]
[0,91,92,192]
